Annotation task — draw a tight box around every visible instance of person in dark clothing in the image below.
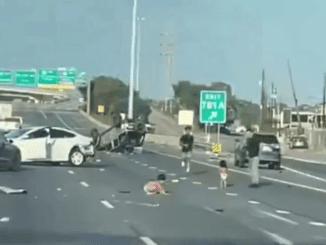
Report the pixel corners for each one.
[179,126,194,173]
[89,128,101,163]
[247,136,260,188]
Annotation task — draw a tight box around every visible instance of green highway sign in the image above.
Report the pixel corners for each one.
[62,70,76,83]
[38,70,59,84]
[0,71,12,83]
[200,90,227,124]
[15,70,36,86]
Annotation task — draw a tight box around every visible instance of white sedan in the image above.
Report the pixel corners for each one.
[0,117,23,131]
[4,126,94,166]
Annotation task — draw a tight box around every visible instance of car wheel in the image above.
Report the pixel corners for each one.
[69,148,85,166]
[234,153,239,166]
[274,162,281,170]
[11,151,21,172]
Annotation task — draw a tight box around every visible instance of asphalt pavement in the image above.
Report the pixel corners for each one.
[0,102,326,244]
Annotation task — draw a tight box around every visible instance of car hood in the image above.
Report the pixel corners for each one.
[76,135,93,145]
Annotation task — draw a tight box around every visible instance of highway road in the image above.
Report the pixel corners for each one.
[1,101,326,244]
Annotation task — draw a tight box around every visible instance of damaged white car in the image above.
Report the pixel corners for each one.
[4,126,94,166]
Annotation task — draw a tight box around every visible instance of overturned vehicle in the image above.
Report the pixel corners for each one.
[95,113,153,153]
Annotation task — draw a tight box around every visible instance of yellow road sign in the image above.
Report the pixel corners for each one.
[211,143,222,156]
[98,105,104,113]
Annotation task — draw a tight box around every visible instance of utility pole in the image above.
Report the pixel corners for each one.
[128,0,138,120]
[135,17,145,93]
[287,60,302,135]
[323,73,326,128]
[259,70,265,131]
[87,78,91,115]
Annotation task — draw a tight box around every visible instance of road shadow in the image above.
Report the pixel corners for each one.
[192,170,209,176]
[21,162,111,169]
[226,184,234,187]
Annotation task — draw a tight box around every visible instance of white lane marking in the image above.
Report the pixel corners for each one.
[68,170,74,174]
[158,170,166,172]
[41,111,47,119]
[140,237,158,245]
[282,166,326,183]
[125,201,133,204]
[96,159,101,162]
[192,182,201,184]
[248,200,260,204]
[208,187,218,190]
[73,127,86,130]
[101,200,114,209]
[226,193,238,196]
[35,196,38,199]
[135,161,140,163]
[309,222,326,226]
[180,177,187,180]
[283,156,326,165]
[204,206,214,212]
[168,173,176,176]
[149,167,157,169]
[260,211,298,225]
[99,169,105,171]
[57,188,61,191]
[276,210,291,214]
[0,217,10,222]
[106,152,111,155]
[124,220,129,223]
[172,179,179,183]
[55,113,72,130]
[142,164,148,166]
[260,229,293,245]
[113,200,120,202]
[80,182,89,187]
[137,203,159,207]
[112,195,115,197]
[147,150,326,194]
[118,153,121,155]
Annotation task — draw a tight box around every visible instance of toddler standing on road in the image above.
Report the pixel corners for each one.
[219,160,228,189]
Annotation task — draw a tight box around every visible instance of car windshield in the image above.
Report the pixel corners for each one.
[4,118,21,123]
[5,128,30,139]
[253,134,278,144]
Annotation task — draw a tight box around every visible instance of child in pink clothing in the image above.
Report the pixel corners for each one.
[219,160,228,189]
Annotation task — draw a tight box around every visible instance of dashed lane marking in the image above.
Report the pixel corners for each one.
[139,237,158,245]
[260,211,298,225]
[99,169,105,171]
[96,159,101,162]
[149,167,157,169]
[208,187,218,190]
[135,161,140,163]
[158,170,166,172]
[260,229,293,245]
[276,210,291,214]
[147,150,326,194]
[0,217,10,222]
[171,179,179,183]
[226,193,238,196]
[101,200,114,209]
[68,170,75,174]
[168,173,176,176]
[192,182,201,184]
[41,111,47,120]
[248,201,260,204]
[180,177,187,180]
[309,222,326,226]
[57,188,61,191]
[80,182,89,187]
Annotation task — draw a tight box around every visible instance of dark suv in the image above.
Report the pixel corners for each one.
[235,133,281,170]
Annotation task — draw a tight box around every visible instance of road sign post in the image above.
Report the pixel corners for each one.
[15,70,36,86]
[200,90,227,147]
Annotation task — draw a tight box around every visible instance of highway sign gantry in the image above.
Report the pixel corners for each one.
[38,70,60,84]
[200,90,227,124]
[15,70,36,86]
[0,71,12,84]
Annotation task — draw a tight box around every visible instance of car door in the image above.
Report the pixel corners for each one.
[50,128,76,161]
[18,128,49,161]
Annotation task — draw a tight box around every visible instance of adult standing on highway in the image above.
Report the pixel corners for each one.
[89,128,101,163]
[179,126,194,173]
[247,133,260,188]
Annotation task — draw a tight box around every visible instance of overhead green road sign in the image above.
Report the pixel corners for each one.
[62,69,76,83]
[38,70,59,84]
[200,90,227,124]
[0,71,12,83]
[15,70,36,86]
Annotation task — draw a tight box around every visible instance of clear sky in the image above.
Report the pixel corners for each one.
[0,0,325,106]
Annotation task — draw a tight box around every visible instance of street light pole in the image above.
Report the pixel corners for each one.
[135,17,145,93]
[128,0,138,120]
